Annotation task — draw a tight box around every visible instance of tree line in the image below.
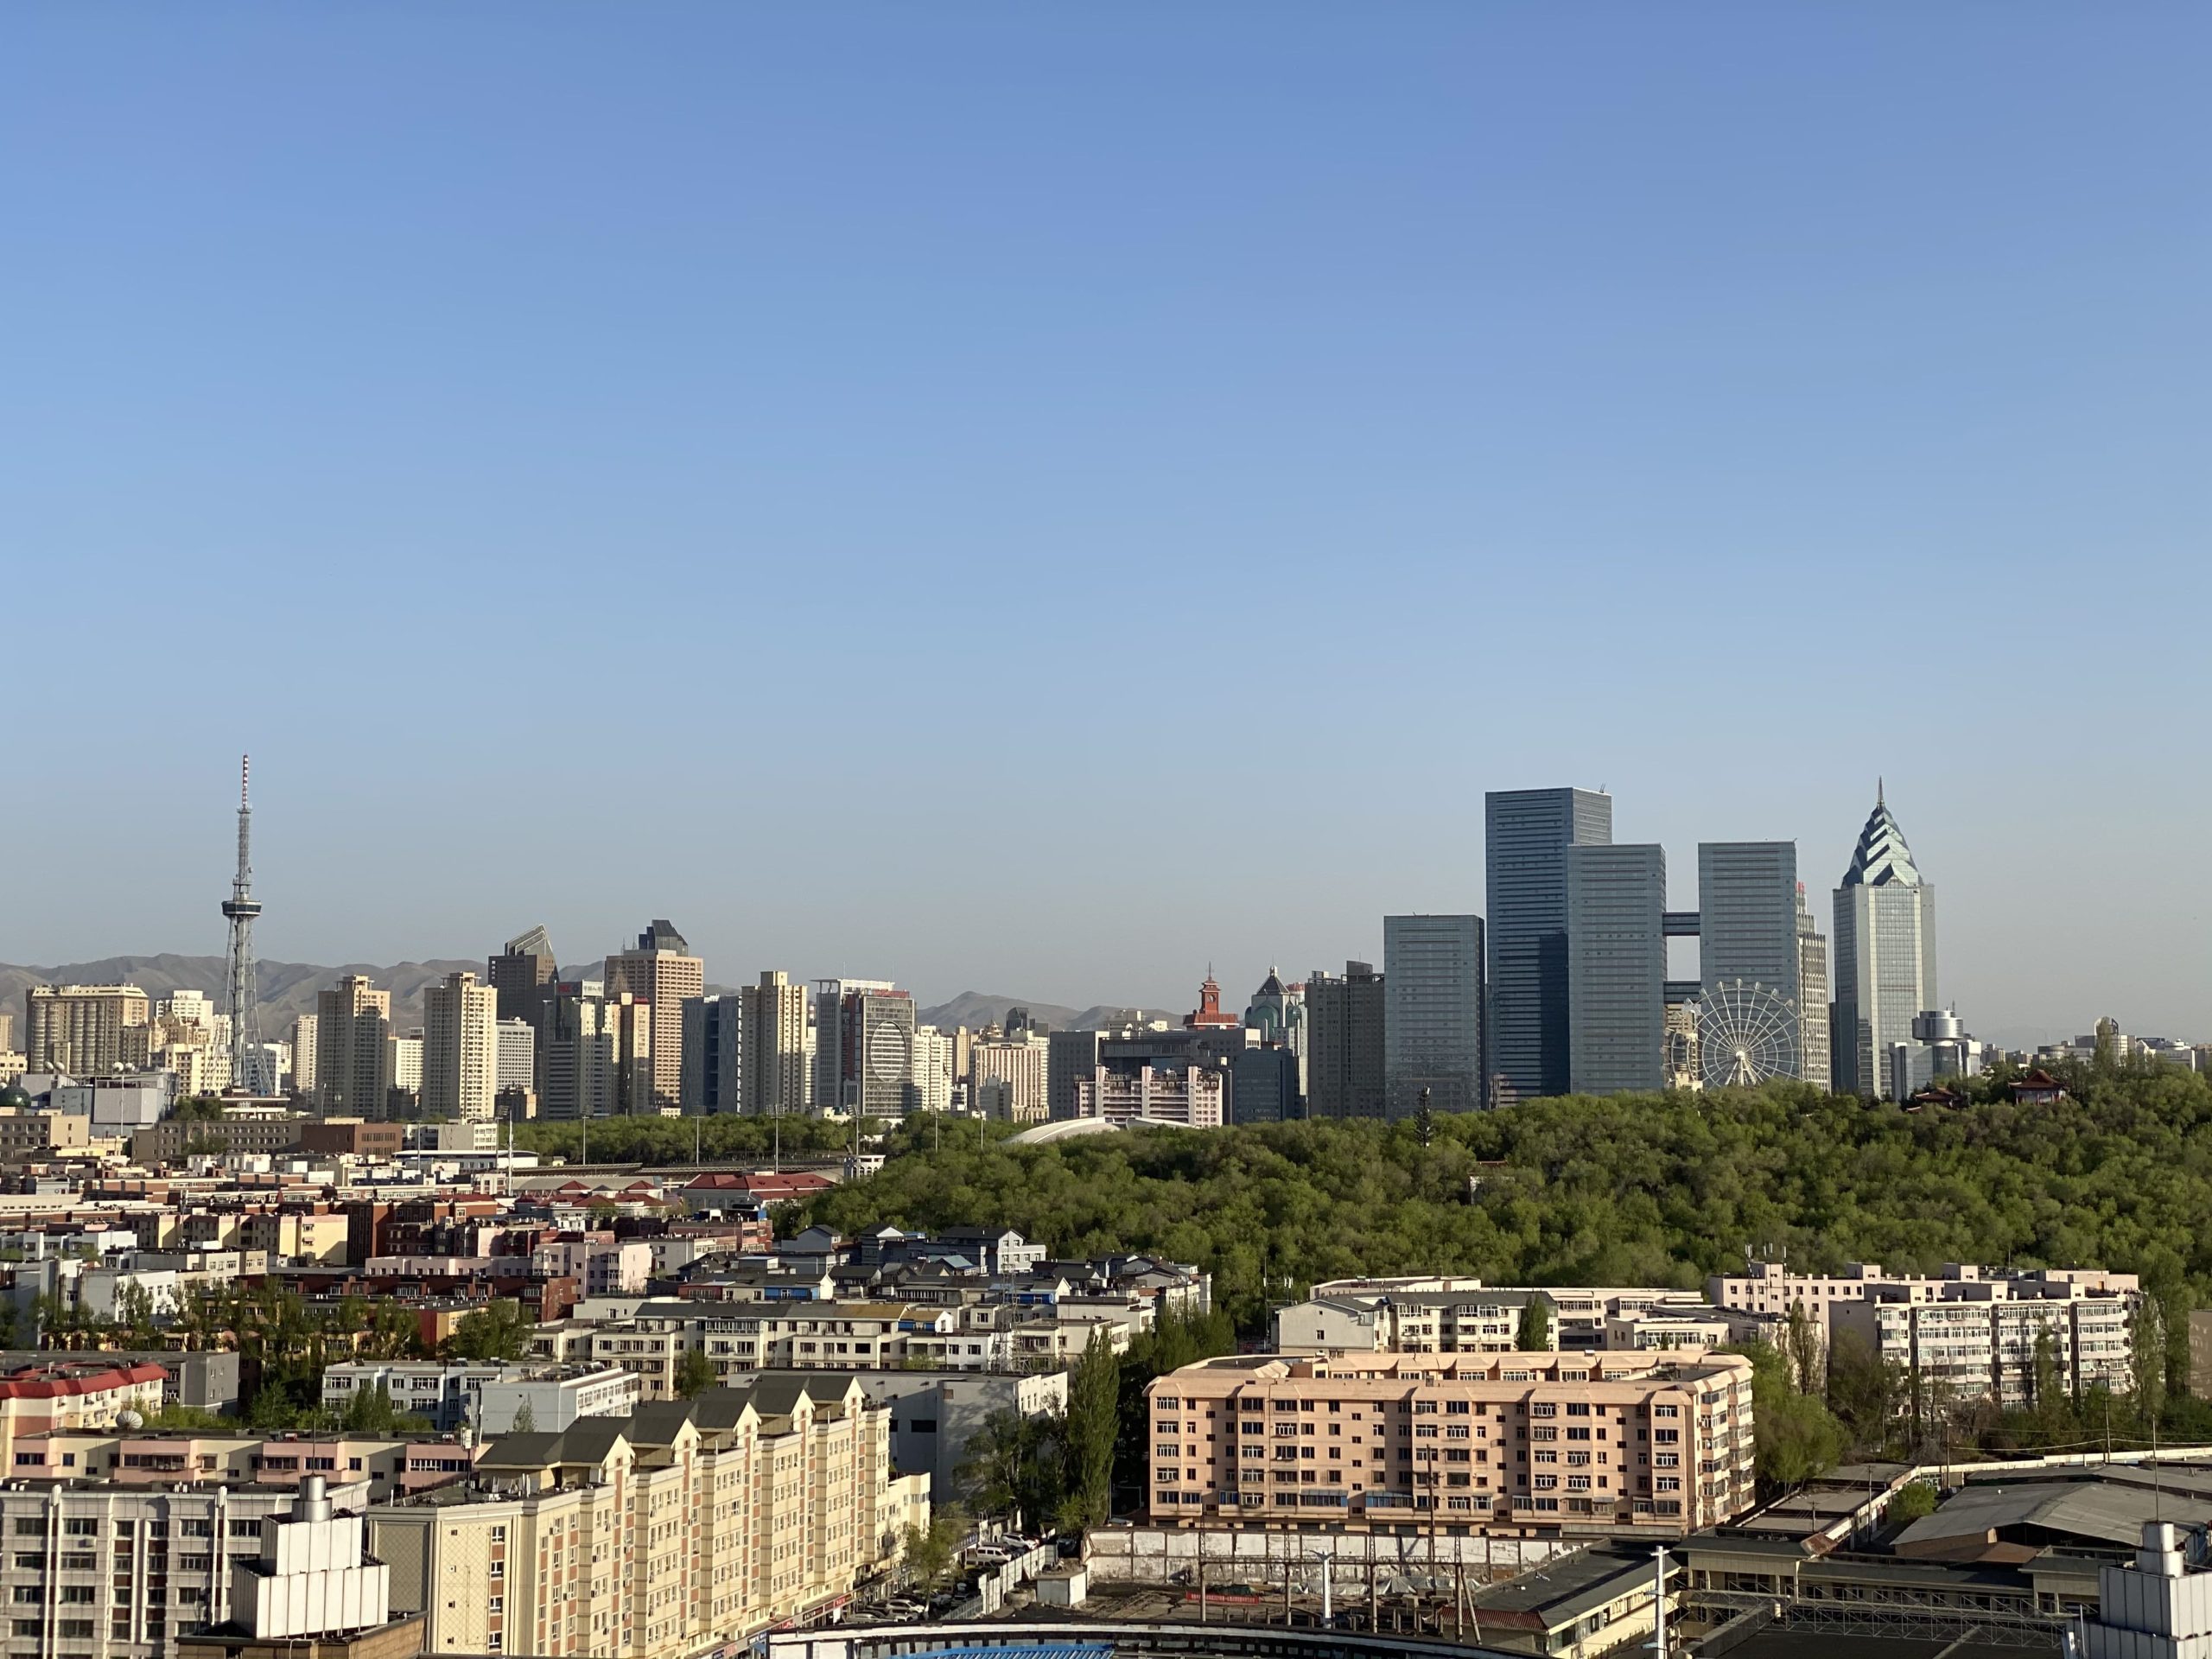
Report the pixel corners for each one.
[793,1063,2212,1338]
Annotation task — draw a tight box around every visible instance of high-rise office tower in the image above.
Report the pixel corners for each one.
[1047,1028,1103,1122]
[1697,842,1807,1088]
[494,1018,536,1093]
[1566,845,1669,1095]
[837,988,918,1117]
[1795,885,1831,1090]
[740,971,811,1116]
[1382,915,1486,1116]
[682,992,741,1114]
[1306,961,1387,1119]
[603,920,702,1115]
[1485,788,1613,1103]
[811,978,897,1113]
[1243,969,1307,1094]
[606,992,655,1116]
[1833,787,1937,1099]
[289,1014,318,1096]
[488,925,559,1025]
[315,976,394,1117]
[537,981,654,1121]
[23,984,152,1076]
[422,970,499,1121]
[537,982,611,1122]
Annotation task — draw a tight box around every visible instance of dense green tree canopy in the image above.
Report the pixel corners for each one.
[796,1065,2212,1336]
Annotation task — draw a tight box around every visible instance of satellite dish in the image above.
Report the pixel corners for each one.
[117,1409,143,1430]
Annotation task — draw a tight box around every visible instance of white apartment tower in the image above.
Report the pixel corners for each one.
[422,969,499,1121]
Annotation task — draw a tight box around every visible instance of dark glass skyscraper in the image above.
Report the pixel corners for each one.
[1485,787,1612,1102]
[1566,843,1668,1095]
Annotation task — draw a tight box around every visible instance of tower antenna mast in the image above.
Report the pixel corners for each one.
[221,755,265,1093]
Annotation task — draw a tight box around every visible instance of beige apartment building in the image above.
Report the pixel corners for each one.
[24,984,152,1075]
[969,1035,1048,1122]
[289,1014,319,1095]
[602,921,703,1115]
[1147,1349,1757,1538]
[740,970,810,1116]
[317,977,395,1116]
[368,1377,918,1659]
[423,970,499,1121]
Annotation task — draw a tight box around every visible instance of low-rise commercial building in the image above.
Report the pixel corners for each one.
[1146,1349,1756,1538]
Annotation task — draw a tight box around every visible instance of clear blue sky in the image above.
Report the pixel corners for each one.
[6,4,2207,1041]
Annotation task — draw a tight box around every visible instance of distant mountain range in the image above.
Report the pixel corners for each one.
[0,957,1173,1040]
[914,992,1179,1033]
[0,954,489,1034]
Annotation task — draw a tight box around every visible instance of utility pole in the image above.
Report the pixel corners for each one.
[1647,1545,1670,1659]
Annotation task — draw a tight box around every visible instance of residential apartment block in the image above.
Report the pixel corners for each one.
[1147,1349,1756,1536]
[1277,1279,1780,1358]
[1709,1259,2141,1408]
[23,985,152,1077]
[367,1378,920,1659]
[0,1468,378,1659]
[321,1361,639,1434]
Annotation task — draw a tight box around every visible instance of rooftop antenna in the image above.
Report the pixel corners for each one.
[220,755,264,1094]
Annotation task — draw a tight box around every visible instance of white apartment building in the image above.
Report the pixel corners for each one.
[1713,1260,2141,1408]
[496,1019,536,1092]
[0,1469,374,1659]
[322,1359,639,1434]
[1281,1280,1738,1356]
[423,971,499,1121]
[1071,1063,1224,1128]
[908,1027,954,1116]
[390,1033,423,1096]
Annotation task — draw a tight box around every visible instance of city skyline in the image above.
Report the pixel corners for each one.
[0,768,2196,1049]
[8,8,2207,1042]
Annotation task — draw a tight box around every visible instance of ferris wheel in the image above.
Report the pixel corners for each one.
[1698,979,1799,1089]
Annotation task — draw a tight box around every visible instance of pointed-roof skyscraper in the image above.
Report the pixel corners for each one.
[1832,788,1937,1098]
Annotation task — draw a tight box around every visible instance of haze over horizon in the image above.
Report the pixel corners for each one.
[6,7,2207,1043]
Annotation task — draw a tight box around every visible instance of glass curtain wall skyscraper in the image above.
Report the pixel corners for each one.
[1566,844,1668,1095]
[1382,914,1485,1116]
[1833,789,1937,1098]
[1697,842,1808,1086]
[1485,788,1612,1103]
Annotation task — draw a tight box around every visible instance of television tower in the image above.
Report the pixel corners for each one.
[221,754,264,1093]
